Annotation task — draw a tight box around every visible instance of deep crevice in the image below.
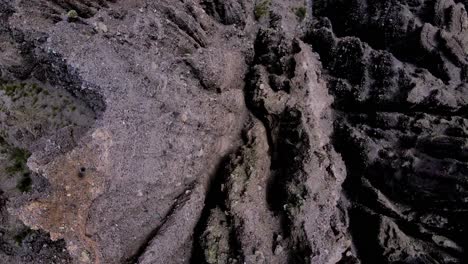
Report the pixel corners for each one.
[189,154,238,264]
[126,183,197,264]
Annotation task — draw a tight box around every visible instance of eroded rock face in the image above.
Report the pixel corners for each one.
[311,0,468,263]
[242,29,349,263]
[201,0,248,26]
[0,0,467,263]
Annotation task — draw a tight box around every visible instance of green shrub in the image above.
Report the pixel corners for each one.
[14,228,32,244]
[67,10,79,21]
[255,0,271,20]
[6,148,30,175]
[5,147,32,192]
[17,173,32,193]
[0,83,25,97]
[295,6,307,21]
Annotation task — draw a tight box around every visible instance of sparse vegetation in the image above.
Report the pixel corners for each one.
[255,0,271,20]
[0,77,97,194]
[17,173,32,193]
[0,83,46,102]
[1,147,32,192]
[67,10,79,21]
[6,148,30,175]
[0,83,26,97]
[14,228,32,245]
[294,6,307,21]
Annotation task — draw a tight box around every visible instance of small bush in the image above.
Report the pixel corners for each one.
[17,173,32,193]
[67,10,79,22]
[0,83,25,97]
[295,6,307,21]
[6,148,30,175]
[255,0,271,20]
[4,147,32,192]
[14,228,32,244]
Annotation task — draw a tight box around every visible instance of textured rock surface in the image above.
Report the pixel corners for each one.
[311,0,468,263]
[0,0,466,263]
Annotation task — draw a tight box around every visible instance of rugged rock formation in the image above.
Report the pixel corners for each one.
[310,0,468,263]
[0,0,466,263]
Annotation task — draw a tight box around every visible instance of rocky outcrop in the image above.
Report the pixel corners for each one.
[311,0,468,263]
[201,0,248,26]
[244,25,349,263]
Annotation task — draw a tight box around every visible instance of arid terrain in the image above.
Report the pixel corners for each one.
[0,0,467,263]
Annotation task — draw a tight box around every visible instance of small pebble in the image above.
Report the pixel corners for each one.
[97,22,108,33]
[274,245,283,255]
